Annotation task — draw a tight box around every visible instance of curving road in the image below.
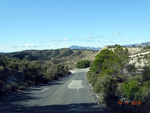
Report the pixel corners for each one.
[0,68,111,113]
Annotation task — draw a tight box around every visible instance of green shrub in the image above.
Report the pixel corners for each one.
[122,79,142,99]
[93,78,102,93]
[11,82,18,92]
[26,80,34,86]
[87,71,98,86]
[143,81,150,87]
[45,64,71,81]
[76,60,90,69]
[3,85,12,93]
[91,49,112,73]
[64,66,71,75]
[143,66,150,81]
[0,55,6,66]
[18,85,26,90]
[0,80,4,89]
[99,92,118,107]
[8,62,19,70]
[0,65,6,80]
[99,92,135,113]
[95,75,117,93]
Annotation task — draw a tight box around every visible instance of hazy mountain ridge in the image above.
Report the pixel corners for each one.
[123,42,150,47]
[69,45,102,50]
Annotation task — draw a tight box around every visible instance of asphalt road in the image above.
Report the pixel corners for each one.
[0,68,111,113]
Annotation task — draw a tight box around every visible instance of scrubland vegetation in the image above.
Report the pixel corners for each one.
[87,46,150,113]
[1,46,150,112]
[0,54,71,97]
[0,48,98,98]
[76,60,90,69]
[4,48,98,69]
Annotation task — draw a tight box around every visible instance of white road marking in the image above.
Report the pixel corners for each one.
[41,88,50,92]
[68,80,84,89]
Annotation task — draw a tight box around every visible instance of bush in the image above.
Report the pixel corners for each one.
[45,65,71,81]
[11,82,18,92]
[0,65,6,80]
[3,85,12,93]
[26,80,34,86]
[76,60,90,69]
[87,71,98,86]
[122,79,142,99]
[99,92,118,108]
[94,75,117,93]
[18,85,26,90]
[143,66,150,81]
[143,81,150,87]
[8,62,19,70]
[0,80,4,89]
[0,55,6,66]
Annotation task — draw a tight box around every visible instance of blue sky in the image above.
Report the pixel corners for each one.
[0,0,150,52]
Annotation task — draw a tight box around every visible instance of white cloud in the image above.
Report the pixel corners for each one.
[105,40,109,43]
[24,44,37,48]
[10,44,40,48]
[50,39,62,42]
[87,36,94,39]
[10,44,22,48]
[10,43,40,49]
[76,38,82,41]
[87,35,105,39]
[103,40,114,45]
[112,32,121,35]
[95,35,105,38]
[50,38,70,42]
[64,38,69,41]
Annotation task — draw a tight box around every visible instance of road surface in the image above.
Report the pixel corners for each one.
[0,68,111,113]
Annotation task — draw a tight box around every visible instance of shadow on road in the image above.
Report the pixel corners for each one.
[0,102,110,113]
[0,70,111,113]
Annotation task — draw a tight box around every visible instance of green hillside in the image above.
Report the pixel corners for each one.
[3,48,99,69]
[0,54,71,97]
[87,46,150,113]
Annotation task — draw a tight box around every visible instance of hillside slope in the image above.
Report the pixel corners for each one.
[3,49,99,69]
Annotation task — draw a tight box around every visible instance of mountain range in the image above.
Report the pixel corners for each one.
[123,42,150,47]
[69,45,102,50]
[69,42,150,50]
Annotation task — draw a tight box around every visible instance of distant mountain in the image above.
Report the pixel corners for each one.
[123,44,139,47]
[123,42,150,47]
[140,42,150,46]
[69,45,101,50]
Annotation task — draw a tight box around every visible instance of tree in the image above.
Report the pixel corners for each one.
[132,45,136,47]
[90,49,113,73]
[76,60,90,69]
[143,66,150,81]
